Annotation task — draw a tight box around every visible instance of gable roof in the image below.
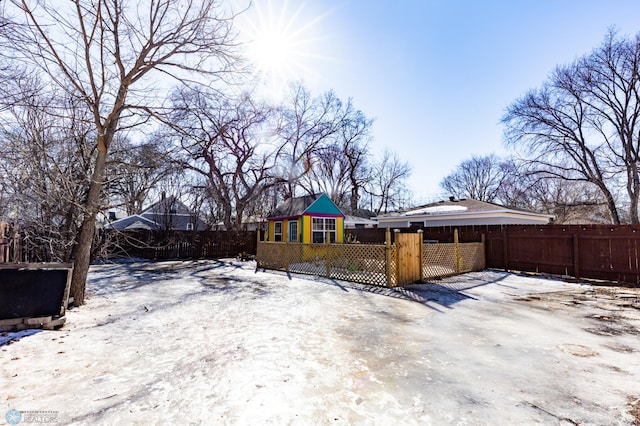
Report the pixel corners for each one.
[105,215,159,230]
[105,196,207,230]
[267,193,344,220]
[141,197,192,216]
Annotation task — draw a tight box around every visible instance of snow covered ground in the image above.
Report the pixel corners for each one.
[2,259,640,425]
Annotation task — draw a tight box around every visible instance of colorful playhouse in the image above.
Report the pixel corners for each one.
[266,193,345,244]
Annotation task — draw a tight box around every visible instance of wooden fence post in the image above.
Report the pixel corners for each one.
[454,228,461,274]
[573,233,580,280]
[12,227,21,263]
[417,229,424,282]
[502,226,509,271]
[394,228,400,286]
[256,231,261,268]
[385,227,392,286]
[481,233,486,269]
[0,222,6,263]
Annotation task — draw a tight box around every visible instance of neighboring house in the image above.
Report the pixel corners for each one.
[104,196,207,231]
[374,197,554,228]
[266,193,345,243]
[241,215,267,231]
[344,214,377,229]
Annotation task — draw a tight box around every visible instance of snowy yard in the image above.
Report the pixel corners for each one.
[2,259,640,425]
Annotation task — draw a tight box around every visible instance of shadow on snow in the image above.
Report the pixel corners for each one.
[255,267,511,313]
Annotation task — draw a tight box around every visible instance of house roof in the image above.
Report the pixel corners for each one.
[105,196,207,230]
[141,197,192,216]
[344,215,377,226]
[374,198,554,225]
[267,193,344,220]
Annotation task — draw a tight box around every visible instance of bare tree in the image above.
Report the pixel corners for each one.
[300,143,351,206]
[496,163,612,223]
[166,88,277,231]
[107,137,181,216]
[440,152,614,222]
[343,112,373,213]
[274,83,344,199]
[503,29,640,224]
[298,98,373,213]
[0,0,240,304]
[365,150,412,214]
[0,79,96,262]
[440,154,514,202]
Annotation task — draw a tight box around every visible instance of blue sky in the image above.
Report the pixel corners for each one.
[240,0,640,203]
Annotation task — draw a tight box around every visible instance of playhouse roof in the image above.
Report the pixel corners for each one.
[267,193,344,220]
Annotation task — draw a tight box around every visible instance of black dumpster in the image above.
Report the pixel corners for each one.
[0,263,73,328]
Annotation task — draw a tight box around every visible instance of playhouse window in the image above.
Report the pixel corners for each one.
[312,217,336,243]
[274,221,282,241]
[289,221,298,242]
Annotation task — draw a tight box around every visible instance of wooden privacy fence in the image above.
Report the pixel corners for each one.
[256,229,485,287]
[483,225,640,284]
[100,229,258,261]
[361,224,640,285]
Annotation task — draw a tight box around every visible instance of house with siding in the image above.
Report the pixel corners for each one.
[374,197,553,228]
[105,196,206,231]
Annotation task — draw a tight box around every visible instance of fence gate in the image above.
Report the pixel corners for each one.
[395,233,421,285]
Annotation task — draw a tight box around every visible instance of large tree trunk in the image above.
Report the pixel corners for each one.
[69,149,108,306]
[598,182,621,225]
[350,185,359,213]
[627,167,640,224]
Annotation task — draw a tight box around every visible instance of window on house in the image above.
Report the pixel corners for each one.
[289,221,298,242]
[274,221,282,241]
[186,222,194,231]
[170,203,177,214]
[312,217,336,243]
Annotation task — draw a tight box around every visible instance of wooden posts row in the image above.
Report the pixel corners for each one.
[255,227,486,287]
[0,222,21,263]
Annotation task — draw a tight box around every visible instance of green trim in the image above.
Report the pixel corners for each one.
[304,193,344,216]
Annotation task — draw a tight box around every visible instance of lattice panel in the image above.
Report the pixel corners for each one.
[423,243,457,279]
[459,242,485,273]
[328,243,389,286]
[387,246,397,286]
[289,244,328,276]
[258,240,484,287]
[256,242,288,269]
[257,241,395,286]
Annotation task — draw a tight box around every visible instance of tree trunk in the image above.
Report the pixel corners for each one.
[350,184,359,213]
[627,168,640,224]
[602,186,621,225]
[69,149,108,306]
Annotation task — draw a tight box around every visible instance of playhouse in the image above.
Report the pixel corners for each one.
[266,193,345,244]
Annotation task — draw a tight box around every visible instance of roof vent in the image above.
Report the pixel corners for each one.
[449,196,456,202]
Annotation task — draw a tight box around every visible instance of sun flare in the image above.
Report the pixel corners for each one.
[249,26,298,75]
[241,0,331,97]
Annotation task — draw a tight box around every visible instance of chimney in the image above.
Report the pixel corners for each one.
[449,196,456,202]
